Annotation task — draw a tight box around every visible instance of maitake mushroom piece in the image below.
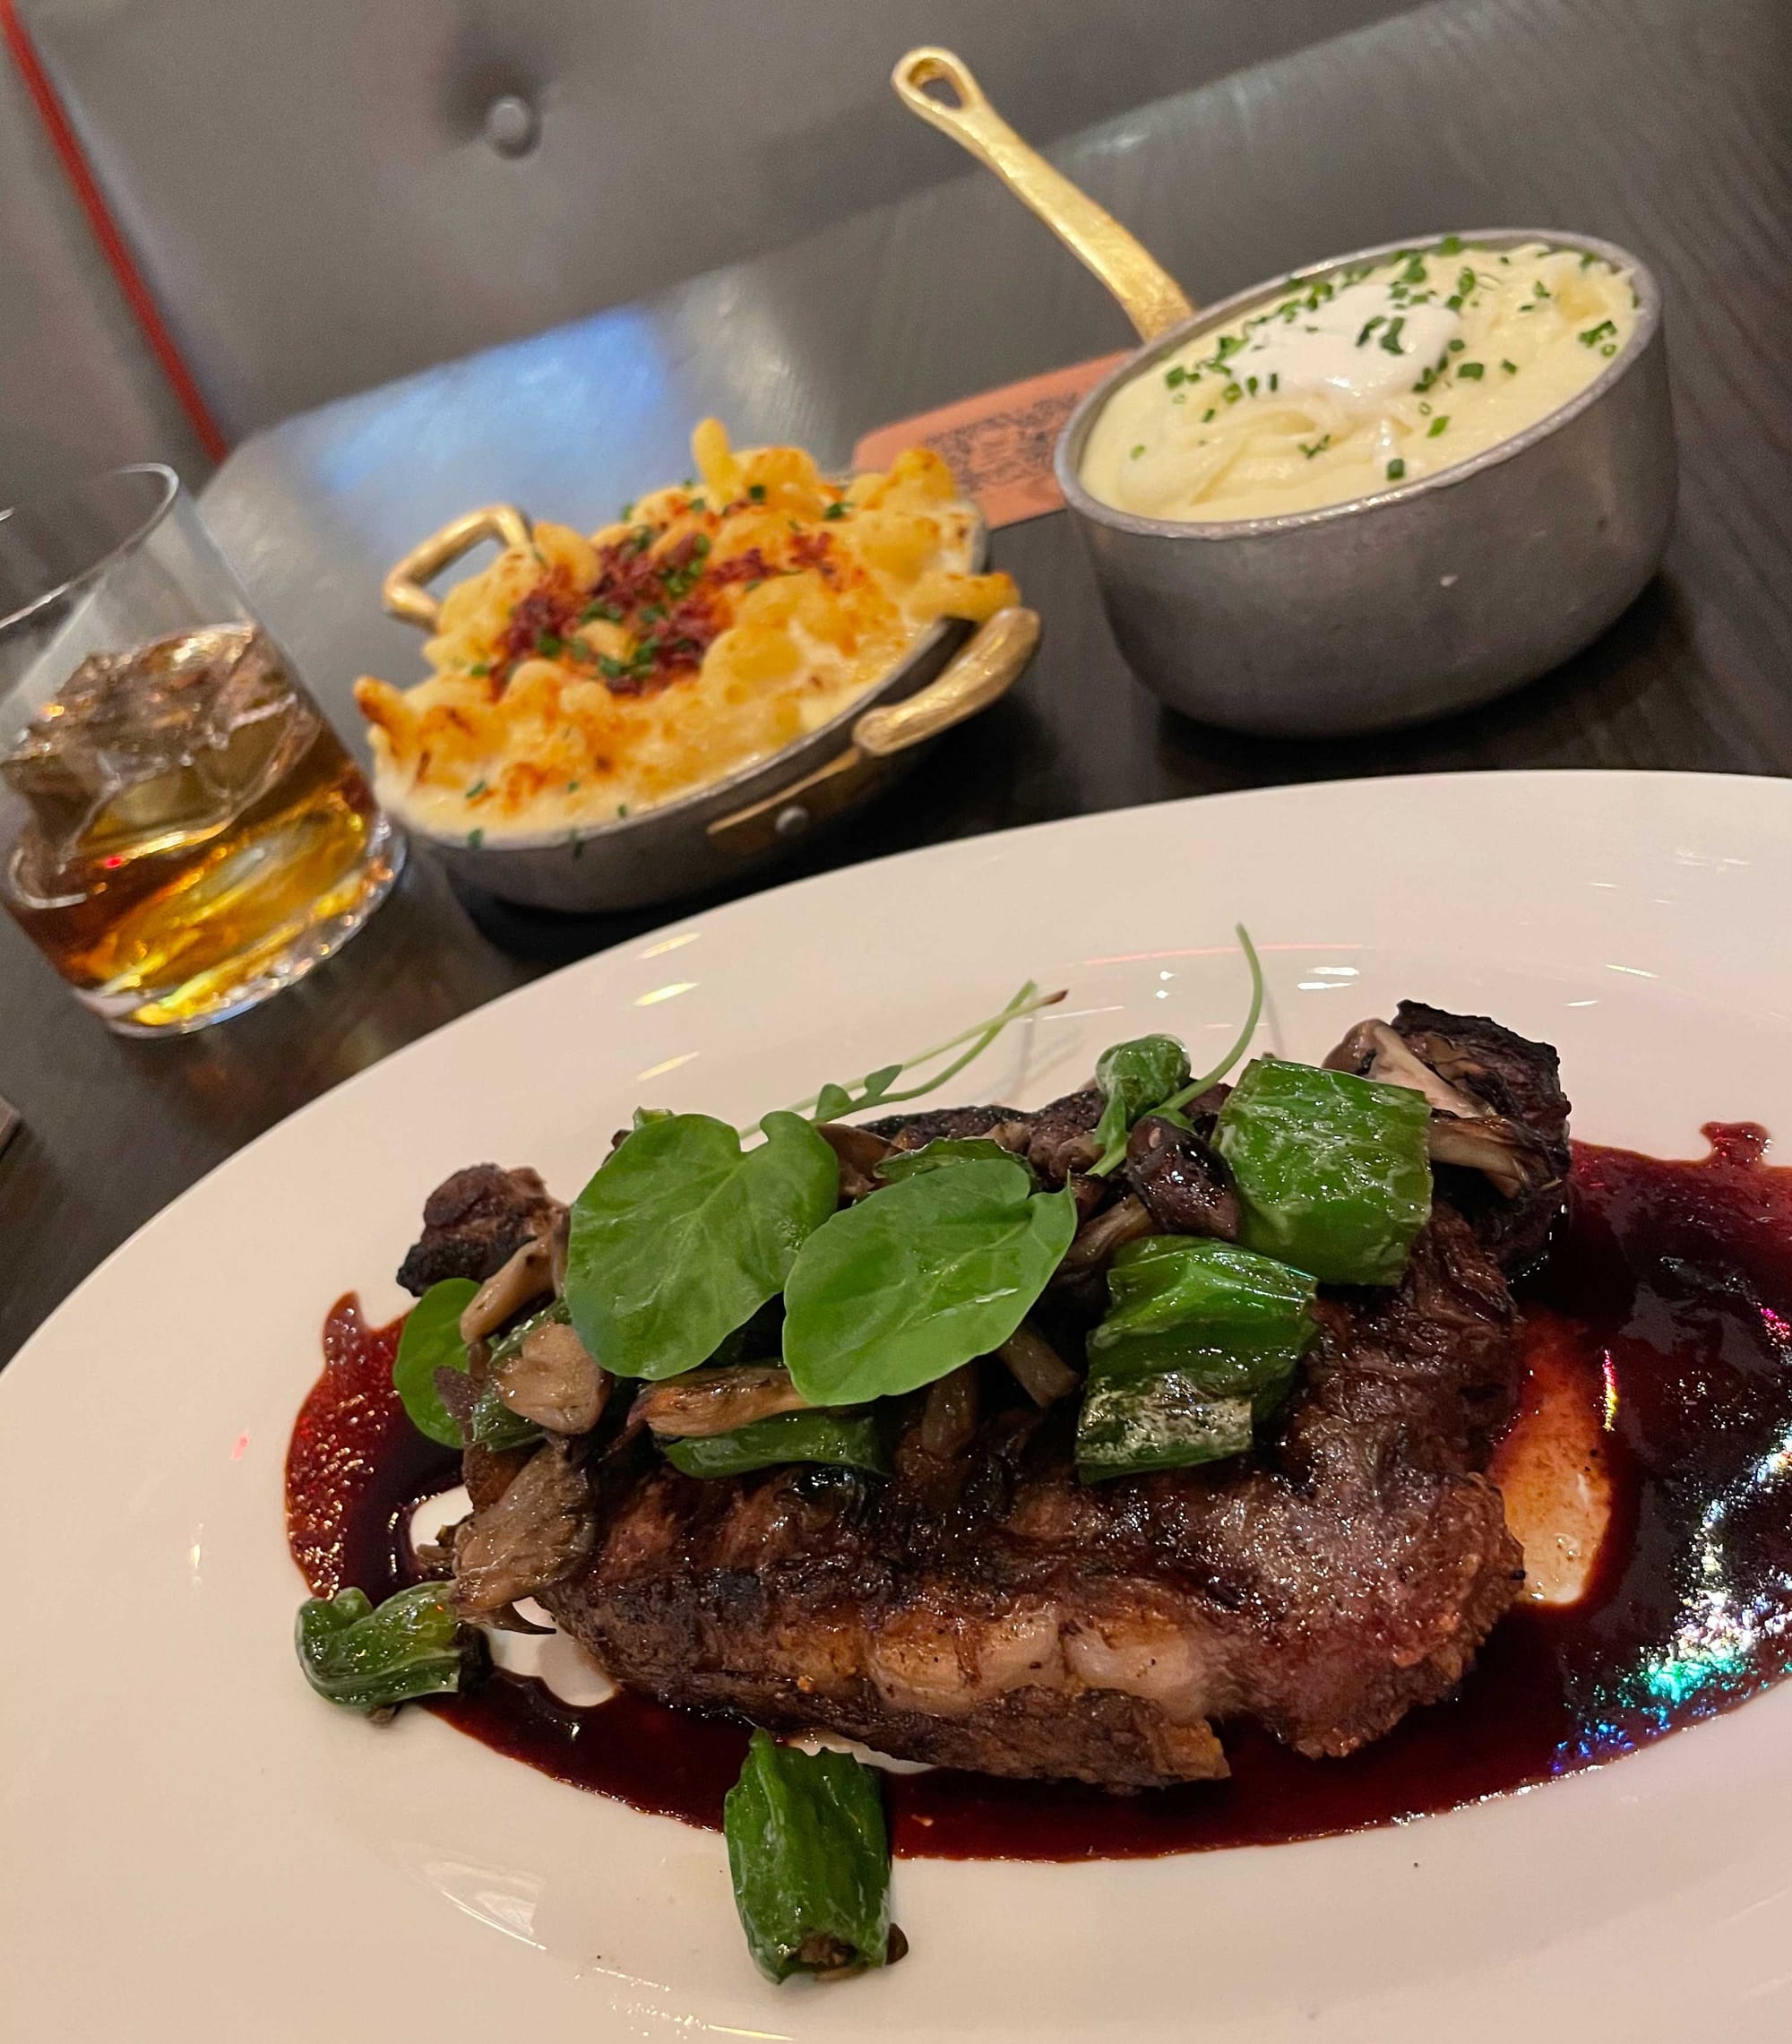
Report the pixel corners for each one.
[495,1319,609,1436]
[452,1439,595,1617]
[1322,1019,1550,1200]
[634,1364,810,1439]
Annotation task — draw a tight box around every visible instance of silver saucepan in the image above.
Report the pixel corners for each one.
[895,49,1676,738]
[375,502,1038,911]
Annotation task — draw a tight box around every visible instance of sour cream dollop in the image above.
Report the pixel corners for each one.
[1079,238,1638,523]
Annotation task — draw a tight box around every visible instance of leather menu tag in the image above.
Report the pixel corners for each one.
[852,353,1129,528]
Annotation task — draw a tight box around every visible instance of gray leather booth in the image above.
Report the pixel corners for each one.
[2,0,1414,481]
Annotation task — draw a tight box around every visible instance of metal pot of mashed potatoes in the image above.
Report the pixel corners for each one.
[897,52,1676,738]
[357,422,1037,911]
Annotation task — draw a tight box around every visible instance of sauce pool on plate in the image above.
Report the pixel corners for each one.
[287,1125,1792,1861]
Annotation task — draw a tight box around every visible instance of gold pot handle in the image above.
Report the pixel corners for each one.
[708,605,1039,856]
[892,47,1194,342]
[382,504,533,630]
[853,603,1039,756]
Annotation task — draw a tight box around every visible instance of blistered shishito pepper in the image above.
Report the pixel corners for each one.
[1077,1238,1316,1480]
[663,1409,889,1479]
[1214,1058,1433,1285]
[295,1584,486,1712]
[724,1729,896,1983]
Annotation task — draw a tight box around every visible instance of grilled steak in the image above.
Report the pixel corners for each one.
[538,1203,1520,1785]
[407,1004,1565,1789]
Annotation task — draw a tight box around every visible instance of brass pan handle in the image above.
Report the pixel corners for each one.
[853,603,1038,756]
[892,47,1194,342]
[383,504,533,631]
[709,605,1039,856]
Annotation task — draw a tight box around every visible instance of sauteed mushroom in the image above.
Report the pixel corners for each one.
[636,1364,810,1438]
[997,1325,1079,1406]
[460,1236,553,1344]
[495,1320,609,1436]
[1056,1194,1155,1278]
[452,1439,595,1616]
[1324,1018,1544,1199]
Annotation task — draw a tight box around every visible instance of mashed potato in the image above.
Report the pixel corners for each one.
[1080,237,1638,522]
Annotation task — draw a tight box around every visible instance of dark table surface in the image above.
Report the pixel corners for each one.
[4,0,1789,1364]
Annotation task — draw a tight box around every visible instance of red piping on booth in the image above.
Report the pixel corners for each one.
[1,0,229,462]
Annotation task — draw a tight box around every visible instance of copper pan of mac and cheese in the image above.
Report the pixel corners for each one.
[356,420,1038,912]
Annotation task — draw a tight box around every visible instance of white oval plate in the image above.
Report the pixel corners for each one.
[6,771,1792,2042]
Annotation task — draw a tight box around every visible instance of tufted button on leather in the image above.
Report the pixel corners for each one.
[483,95,539,158]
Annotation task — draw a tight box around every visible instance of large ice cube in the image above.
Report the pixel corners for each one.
[1,624,317,870]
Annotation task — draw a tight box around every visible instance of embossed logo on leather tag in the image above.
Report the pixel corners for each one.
[853,355,1128,528]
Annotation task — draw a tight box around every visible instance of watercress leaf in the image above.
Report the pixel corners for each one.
[392,1278,478,1446]
[874,1137,1033,1184]
[813,1082,855,1124]
[855,1063,904,1108]
[783,1160,1078,1405]
[565,1110,839,1381]
[1092,1034,1193,1158]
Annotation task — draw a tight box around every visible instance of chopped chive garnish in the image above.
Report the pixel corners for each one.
[1130,444,1146,459]
[465,778,487,798]
[1427,416,1450,436]
[1447,338,1465,352]
[1601,341,1617,356]
[823,501,848,520]
[1579,319,1618,349]
[1439,233,1464,255]
[1379,316,1408,354]
[1386,458,1407,481]
[1270,372,1279,392]
[1456,361,1485,378]
[1357,315,1387,346]
[468,661,490,677]
[1299,435,1331,459]
[747,483,766,501]
[1202,408,1216,421]
[1501,358,1519,374]
[467,828,484,850]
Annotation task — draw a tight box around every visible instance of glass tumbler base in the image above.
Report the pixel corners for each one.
[91,816,406,1038]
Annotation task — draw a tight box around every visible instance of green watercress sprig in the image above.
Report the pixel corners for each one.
[1089,925,1265,1176]
[1090,1034,1192,1162]
[392,1278,478,1446]
[564,1110,839,1381]
[779,980,1063,1128]
[782,1157,1077,1405]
